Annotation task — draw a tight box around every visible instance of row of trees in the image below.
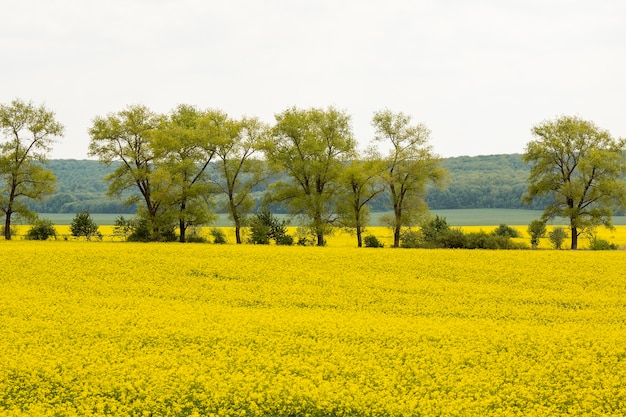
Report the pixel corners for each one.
[2,98,626,249]
[86,104,446,247]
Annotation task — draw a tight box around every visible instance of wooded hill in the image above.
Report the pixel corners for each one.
[30,154,546,214]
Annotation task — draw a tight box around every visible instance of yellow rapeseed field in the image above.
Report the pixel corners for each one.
[17,224,626,249]
[1,241,626,416]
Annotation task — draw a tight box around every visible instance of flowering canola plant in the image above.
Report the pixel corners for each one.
[1,241,626,416]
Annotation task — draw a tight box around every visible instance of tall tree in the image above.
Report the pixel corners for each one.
[265,106,356,246]
[212,115,269,244]
[0,99,63,239]
[372,109,447,248]
[337,153,385,247]
[523,115,626,249]
[152,105,219,243]
[88,104,172,241]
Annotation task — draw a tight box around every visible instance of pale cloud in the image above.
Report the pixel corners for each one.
[1,0,625,159]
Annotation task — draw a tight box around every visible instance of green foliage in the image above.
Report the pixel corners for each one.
[264,106,356,246]
[420,215,450,242]
[70,211,101,240]
[523,115,626,249]
[372,109,447,247]
[363,235,384,248]
[527,220,547,249]
[492,224,520,238]
[548,227,568,249]
[0,99,62,239]
[26,218,57,240]
[400,230,422,248]
[210,228,227,244]
[113,215,136,240]
[588,237,618,250]
[248,209,292,245]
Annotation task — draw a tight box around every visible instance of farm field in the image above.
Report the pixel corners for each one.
[1,242,626,416]
[11,223,626,249]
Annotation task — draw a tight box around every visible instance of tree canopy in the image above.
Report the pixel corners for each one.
[264,106,356,246]
[0,99,63,239]
[523,115,626,249]
[372,109,447,248]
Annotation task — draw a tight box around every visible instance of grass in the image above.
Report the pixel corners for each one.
[31,208,626,227]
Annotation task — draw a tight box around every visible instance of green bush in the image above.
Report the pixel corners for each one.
[492,224,520,238]
[249,209,293,245]
[400,230,422,248]
[210,228,227,244]
[364,235,384,248]
[70,210,101,240]
[437,228,467,248]
[589,237,618,250]
[548,227,568,249]
[26,218,57,240]
[527,220,547,249]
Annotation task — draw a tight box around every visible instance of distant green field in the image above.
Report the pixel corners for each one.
[30,209,626,227]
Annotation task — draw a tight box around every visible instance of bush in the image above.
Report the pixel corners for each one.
[420,216,449,242]
[589,237,618,250]
[70,210,101,240]
[249,209,293,245]
[364,235,384,248]
[400,230,422,248]
[113,215,136,240]
[527,220,547,249]
[492,224,520,238]
[437,228,467,248]
[210,228,227,244]
[26,218,57,240]
[548,227,568,249]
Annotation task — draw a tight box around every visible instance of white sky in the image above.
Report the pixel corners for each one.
[2,0,625,160]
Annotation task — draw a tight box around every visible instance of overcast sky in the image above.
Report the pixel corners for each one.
[2,0,625,160]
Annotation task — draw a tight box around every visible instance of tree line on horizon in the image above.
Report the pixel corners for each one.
[2,99,626,249]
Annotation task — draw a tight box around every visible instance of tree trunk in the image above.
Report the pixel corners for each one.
[4,211,12,240]
[393,226,401,248]
[179,218,186,243]
[234,218,242,244]
[356,225,363,248]
[571,226,578,250]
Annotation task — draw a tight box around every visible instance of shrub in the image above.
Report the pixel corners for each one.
[548,227,568,249]
[26,218,57,240]
[113,215,137,240]
[437,228,467,248]
[420,216,449,242]
[589,237,618,250]
[70,210,101,240]
[492,224,520,238]
[210,228,227,244]
[527,220,547,249]
[400,230,422,248]
[248,209,292,245]
[364,235,384,248]
[275,234,294,246]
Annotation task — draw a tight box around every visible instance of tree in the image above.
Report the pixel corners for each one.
[70,210,101,240]
[264,106,356,246]
[152,105,219,242]
[212,115,269,244]
[527,219,547,249]
[88,104,172,241]
[372,109,447,248]
[0,99,63,239]
[523,116,626,249]
[337,154,385,247]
